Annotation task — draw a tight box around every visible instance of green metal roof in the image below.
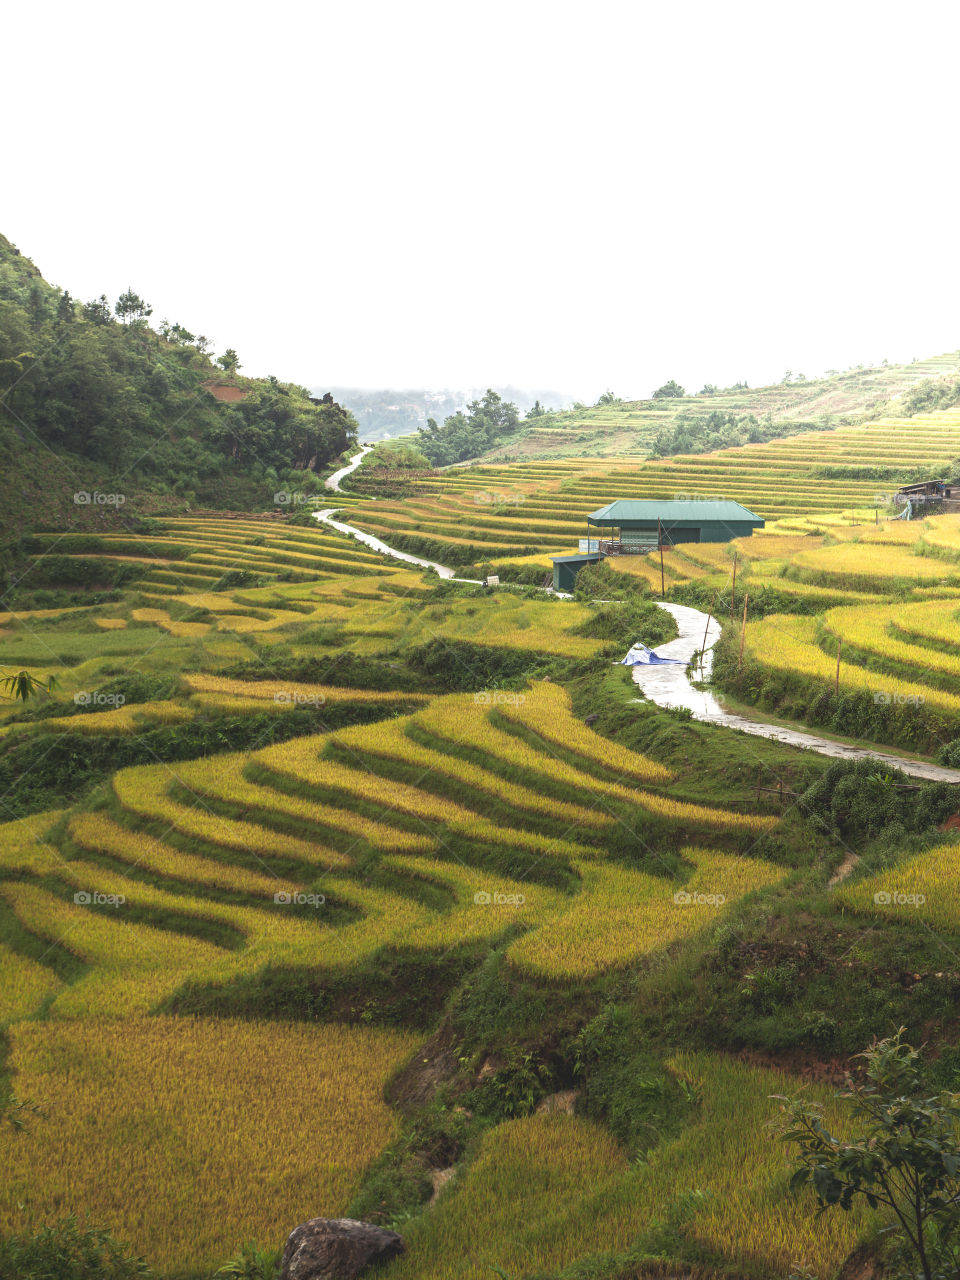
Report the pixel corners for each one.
[587,499,762,525]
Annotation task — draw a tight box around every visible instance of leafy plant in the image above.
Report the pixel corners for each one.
[0,1216,150,1279]
[214,1241,280,1280]
[777,1029,960,1280]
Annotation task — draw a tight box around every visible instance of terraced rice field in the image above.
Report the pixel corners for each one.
[327,405,960,564]
[0,685,781,1022]
[384,1054,874,1280]
[7,408,960,1280]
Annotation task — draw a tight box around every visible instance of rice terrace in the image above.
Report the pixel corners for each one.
[9,192,960,1280]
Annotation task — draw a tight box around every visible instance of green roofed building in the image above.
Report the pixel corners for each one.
[550,498,763,591]
[586,498,763,550]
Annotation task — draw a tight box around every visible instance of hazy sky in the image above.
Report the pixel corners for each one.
[6,1,959,402]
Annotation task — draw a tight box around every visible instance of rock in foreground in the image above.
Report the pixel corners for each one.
[280,1217,404,1280]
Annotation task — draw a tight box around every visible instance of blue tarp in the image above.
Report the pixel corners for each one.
[620,643,686,667]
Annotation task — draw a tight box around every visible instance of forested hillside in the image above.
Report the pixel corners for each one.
[0,235,357,538]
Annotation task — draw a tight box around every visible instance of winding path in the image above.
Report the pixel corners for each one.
[313,508,483,583]
[310,509,960,783]
[633,603,960,784]
[324,445,374,493]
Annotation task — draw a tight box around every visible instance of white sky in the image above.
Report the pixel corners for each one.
[5,1,959,403]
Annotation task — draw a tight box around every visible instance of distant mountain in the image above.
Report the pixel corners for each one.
[319,386,571,442]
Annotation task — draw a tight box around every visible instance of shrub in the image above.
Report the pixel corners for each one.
[0,1217,150,1280]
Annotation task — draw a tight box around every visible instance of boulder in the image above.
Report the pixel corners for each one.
[279,1218,404,1280]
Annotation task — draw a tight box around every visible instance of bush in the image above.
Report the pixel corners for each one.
[799,758,956,841]
[0,1217,150,1279]
[213,1242,280,1279]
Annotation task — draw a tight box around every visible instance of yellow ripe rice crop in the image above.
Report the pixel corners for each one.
[792,541,960,587]
[0,941,62,1022]
[835,842,960,929]
[2,856,357,1016]
[181,673,427,705]
[860,521,929,544]
[184,753,432,852]
[41,701,195,734]
[67,811,297,898]
[0,1018,419,1274]
[0,881,227,1016]
[921,513,960,555]
[93,617,128,629]
[332,716,610,828]
[256,737,592,859]
[887,597,960,648]
[494,682,673,783]
[417,696,773,831]
[506,849,783,979]
[383,1054,871,1280]
[822,601,960,680]
[743,614,960,713]
[733,533,821,559]
[130,607,210,636]
[112,764,352,869]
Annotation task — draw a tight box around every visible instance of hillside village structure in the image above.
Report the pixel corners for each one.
[551,498,764,591]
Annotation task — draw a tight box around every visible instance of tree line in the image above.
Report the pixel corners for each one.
[0,235,357,497]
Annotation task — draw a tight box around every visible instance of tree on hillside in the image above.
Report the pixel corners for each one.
[217,349,241,374]
[777,1030,960,1280]
[652,380,685,399]
[114,289,152,326]
[526,400,546,418]
[597,390,622,406]
[82,295,113,325]
[418,389,521,466]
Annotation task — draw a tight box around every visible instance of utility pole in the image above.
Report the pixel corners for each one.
[700,589,717,674]
[658,518,665,599]
[730,552,738,618]
[737,592,749,670]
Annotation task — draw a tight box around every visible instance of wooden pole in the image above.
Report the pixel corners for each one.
[835,638,842,694]
[737,592,749,670]
[658,518,665,599]
[700,590,717,672]
[730,553,738,618]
